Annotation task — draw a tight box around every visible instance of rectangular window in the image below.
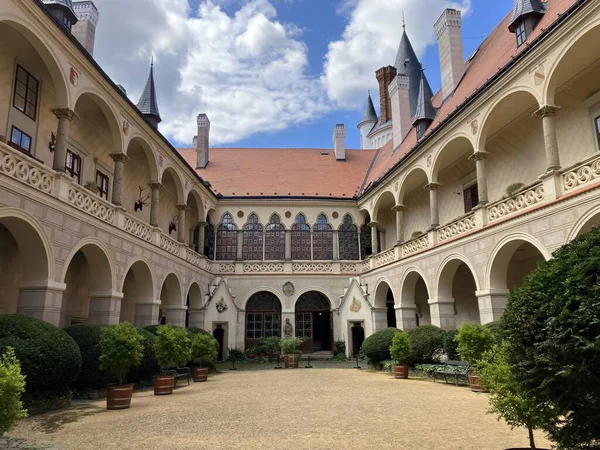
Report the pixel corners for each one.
[9,126,32,153]
[516,22,527,47]
[595,115,600,150]
[13,65,39,121]
[96,170,109,200]
[65,150,82,183]
[464,183,479,213]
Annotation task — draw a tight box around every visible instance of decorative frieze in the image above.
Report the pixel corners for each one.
[292,262,333,273]
[438,214,476,242]
[562,156,600,192]
[487,184,544,221]
[402,235,429,257]
[243,263,284,273]
[160,234,180,256]
[0,143,54,194]
[340,262,358,273]
[67,184,115,224]
[374,248,396,267]
[124,215,153,242]
[219,263,235,273]
[184,247,204,268]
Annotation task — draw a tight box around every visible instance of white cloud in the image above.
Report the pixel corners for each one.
[92,0,329,145]
[322,0,471,109]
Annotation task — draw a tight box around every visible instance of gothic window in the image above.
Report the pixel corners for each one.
[204,221,215,260]
[515,22,527,47]
[360,215,372,259]
[339,215,359,260]
[265,214,285,260]
[216,213,237,260]
[242,214,263,260]
[313,214,333,260]
[291,214,311,260]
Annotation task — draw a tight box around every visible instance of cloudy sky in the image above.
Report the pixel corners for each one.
[92,0,515,149]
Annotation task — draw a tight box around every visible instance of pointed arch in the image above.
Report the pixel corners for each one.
[339,214,359,260]
[265,213,285,260]
[313,214,333,260]
[291,213,311,260]
[242,213,264,260]
[216,212,237,260]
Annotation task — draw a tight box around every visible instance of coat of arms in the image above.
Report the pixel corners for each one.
[350,297,361,313]
[215,297,228,313]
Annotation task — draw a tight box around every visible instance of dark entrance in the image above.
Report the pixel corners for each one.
[295,291,332,353]
[351,322,365,357]
[213,324,225,361]
[245,292,282,351]
[386,289,397,328]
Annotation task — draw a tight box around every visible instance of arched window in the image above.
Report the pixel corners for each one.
[242,214,263,260]
[313,214,333,260]
[339,214,359,260]
[203,221,215,260]
[291,214,311,260]
[360,215,372,259]
[216,213,237,260]
[265,214,285,260]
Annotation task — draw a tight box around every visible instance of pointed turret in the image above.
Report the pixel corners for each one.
[508,0,546,32]
[413,71,436,140]
[137,60,161,129]
[358,92,378,149]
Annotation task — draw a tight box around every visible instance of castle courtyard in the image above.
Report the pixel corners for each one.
[10,369,551,450]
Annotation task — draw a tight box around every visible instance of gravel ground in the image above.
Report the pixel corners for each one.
[10,369,551,450]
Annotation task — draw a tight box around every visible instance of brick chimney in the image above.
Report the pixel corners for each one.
[333,124,346,161]
[434,9,465,101]
[71,1,99,56]
[196,114,210,169]
[389,74,411,147]
[375,66,397,123]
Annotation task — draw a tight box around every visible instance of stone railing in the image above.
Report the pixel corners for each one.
[402,235,429,257]
[292,262,333,273]
[341,262,358,273]
[67,183,115,225]
[123,214,153,242]
[562,154,600,192]
[160,234,180,256]
[438,213,476,242]
[374,248,396,267]
[487,183,544,222]
[0,142,54,194]
[361,259,371,272]
[219,263,236,273]
[243,262,285,273]
[184,247,204,268]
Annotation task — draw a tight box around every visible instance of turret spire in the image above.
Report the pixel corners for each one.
[360,91,378,125]
[413,71,435,125]
[137,59,162,129]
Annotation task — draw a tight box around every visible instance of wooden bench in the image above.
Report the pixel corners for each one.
[165,367,191,387]
[431,360,470,386]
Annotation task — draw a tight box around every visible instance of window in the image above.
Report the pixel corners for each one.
[360,216,373,259]
[265,214,285,260]
[295,313,312,340]
[96,171,109,200]
[595,115,600,150]
[65,150,82,183]
[464,183,479,213]
[246,293,281,340]
[9,126,31,153]
[13,65,39,121]
[242,214,263,260]
[515,22,527,47]
[313,214,333,260]
[339,215,359,260]
[291,214,311,260]
[216,213,237,260]
[63,15,73,31]
[416,122,424,140]
[204,222,215,260]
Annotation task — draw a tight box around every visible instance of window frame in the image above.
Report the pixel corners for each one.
[242,214,264,261]
[95,170,109,200]
[291,214,311,260]
[12,65,39,121]
[463,179,479,213]
[65,149,82,184]
[515,22,527,47]
[265,214,286,260]
[9,125,32,154]
[594,114,600,151]
[216,213,238,261]
[339,215,359,260]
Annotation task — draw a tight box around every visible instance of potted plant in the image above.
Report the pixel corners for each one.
[190,333,218,382]
[281,337,303,368]
[99,323,144,410]
[389,332,412,379]
[84,180,99,195]
[456,323,495,392]
[226,348,247,370]
[153,325,191,395]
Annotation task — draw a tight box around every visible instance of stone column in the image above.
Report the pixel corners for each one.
[533,105,562,172]
[470,150,490,204]
[425,182,441,228]
[16,280,66,327]
[395,305,418,331]
[476,289,510,324]
[109,152,130,207]
[237,229,243,260]
[310,230,314,260]
[148,182,162,227]
[428,298,455,329]
[197,221,207,254]
[50,108,75,172]
[187,309,205,328]
[393,204,406,245]
[285,229,292,260]
[333,230,340,260]
[176,204,188,244]
[368,221,379,254]
[134,300,161,327]
[88,291,124,325]
[165,306,187,327]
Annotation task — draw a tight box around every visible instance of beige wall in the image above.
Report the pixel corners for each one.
[61,251,90,326]
[437,155,475,225]
[403,187,429,240]
[0,225,19,315]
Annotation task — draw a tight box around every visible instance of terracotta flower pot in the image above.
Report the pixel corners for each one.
[393,364,409,379]
[153,375,175,395]
[192,367,209,382]
[106,383,134,410]
[284,354,299,368]
[468,374,487,392]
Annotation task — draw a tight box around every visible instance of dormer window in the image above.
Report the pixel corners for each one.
[416,122,425,140]
[515,22,527,47]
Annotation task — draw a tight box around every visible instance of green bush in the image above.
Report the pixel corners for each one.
[360,328,400,368]
[407,325,445,364]
[503,226,600,449]
[253,337,281,354]
[191,334,219,367]
[0,315,81,393]
[99,323,144,385]
[142,325,161,336]
[0,347,27,436]
[154,325,191,369]
[389,332,412,365]
[281,337,303,355]
[64,324,112,390]
[484,321,503,343]
[226,348,247,364]
[186,327,211,337]
[456,323,495,366]
[127,329,159,383]
[443,329,460,360]
[332,340,348,361]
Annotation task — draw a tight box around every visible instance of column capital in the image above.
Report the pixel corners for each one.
[176,203,189,211]
[368,221,380,228]
[109,152,131,163]
[532,104,561,119]
[148,181,163,191]
[392,204,406,212]
[197,221,208,227]
[50,107,75,121]
[425,182,441,191]
[469,150,490,162]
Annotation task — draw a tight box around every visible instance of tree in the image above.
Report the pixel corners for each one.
[455,323,495,366]
[154,325,191,370]
[0,347,27,436]
[99,323,144,385]
[389,332,412,365]
[191,334,219,367]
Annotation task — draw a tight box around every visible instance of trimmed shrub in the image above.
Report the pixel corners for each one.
[0,315,81,393]
[389,332,412,365]
[407,325,445,364]
[154,325,191,369]
[186,327,211,337]
[127,329,159,383]
[64,324,112,390]
[484,321,503,343]
[503,226,600,449]
[456,323,495,366]
[281,337,303,355]
[443,329,460,360]
[360,328,400,368]
[142,325,161,336]
[99,323,144,385]
[191,334,219,367]
[0,347,27,436]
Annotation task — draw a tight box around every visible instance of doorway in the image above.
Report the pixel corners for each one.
[212,323,228,361]
[295,291,332,354]
[351,322,365,357]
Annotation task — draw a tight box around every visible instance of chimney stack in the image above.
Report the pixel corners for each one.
[196,114,210,169]
[71,1,99,56]
[333,124,346,161]
[434,9,465,101]
[389,74,411,147]
[375,66,397,123]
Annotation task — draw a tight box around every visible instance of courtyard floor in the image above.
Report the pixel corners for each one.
[9,368,551,450]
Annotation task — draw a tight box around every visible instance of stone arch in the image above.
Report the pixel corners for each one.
[372,190,397,252]
[292,287,334,310]
[400,268,431,327]
[158,272,185,326]
[294,289,333,353]
[373,278,396,330]
[186,189,205,252]
[398,166,430,241]
[186,281,204,310]
[120,258,155,324]
[430,134,475,182]
[72,88,123,151]
[398,166,430,203]
[160,166,185,204]
[244,291,283,351]
[125,135,159,181]
[372,190,396,222]
[568,204,600,242]
[436,254,481,327]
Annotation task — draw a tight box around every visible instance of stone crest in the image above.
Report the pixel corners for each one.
[215,297,228,313]
[159,154,164,167]
[426,153,433,168]
[68,63,80,87]
[470,119,479,135]
[283,282,295,297]
[350,297,362,313]
[122,119,130,136]
[534,65,546,86]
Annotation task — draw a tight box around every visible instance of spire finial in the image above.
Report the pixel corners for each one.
[402,11,405,30]
[151,55,154,67]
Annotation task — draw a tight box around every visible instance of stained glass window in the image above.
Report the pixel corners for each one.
[242,214,263,260]
[216,213,237,260]
[339,214,359,260]
[360,215,372,259]
[313,214,333,260]
[204,222,215,260]
[291,214,311,260]
[265,214,285,260]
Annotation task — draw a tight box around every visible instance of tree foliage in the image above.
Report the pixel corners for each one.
[407,325,445,364]
[361,328,400,368]
[191,334,219,366]
[0,347,27,436]
[455,323,495,366]
[99,323,143,385]
[154,325,191,369]
[389,332,412,365]
[65,324,112,390]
